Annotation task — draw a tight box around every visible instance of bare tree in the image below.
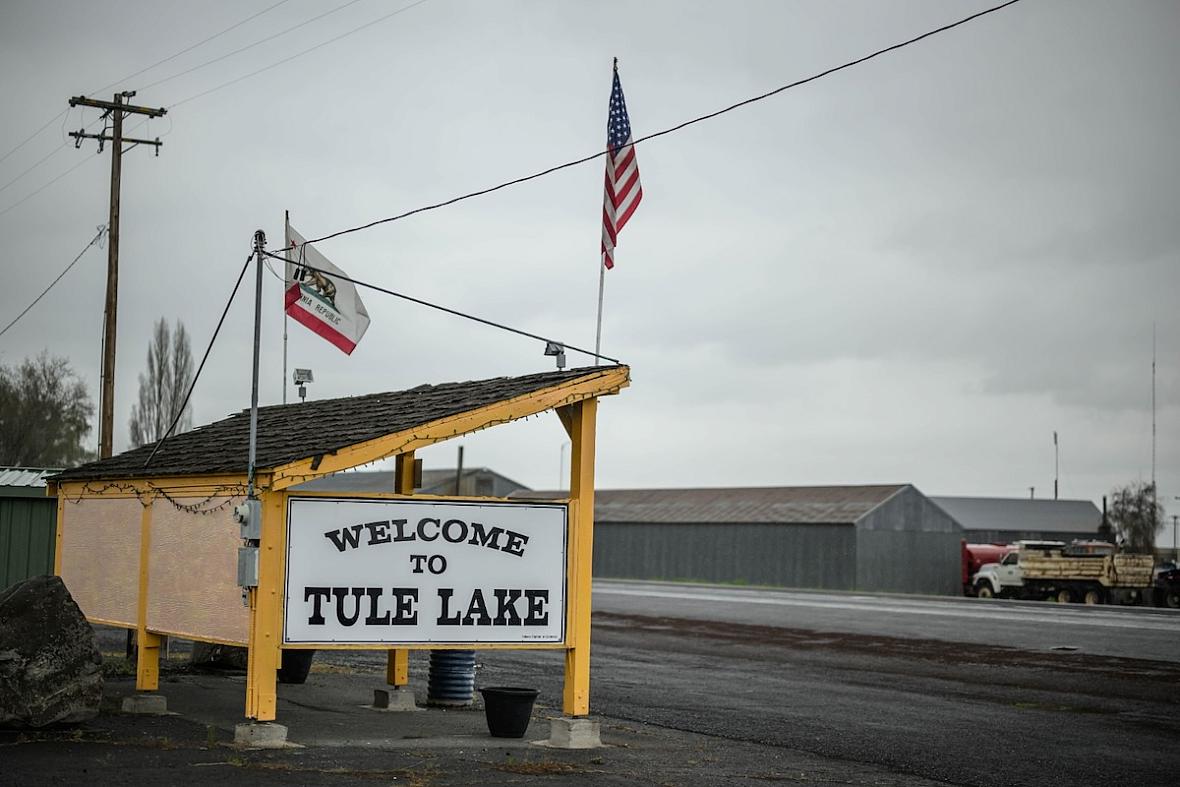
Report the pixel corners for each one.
[128,318,194,448]
[0,352,94,466]
[1107,481,1162,554]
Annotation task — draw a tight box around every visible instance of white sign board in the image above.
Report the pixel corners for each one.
[283,497,568,645]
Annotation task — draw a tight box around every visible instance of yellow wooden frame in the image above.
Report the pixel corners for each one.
[51,366,627,722]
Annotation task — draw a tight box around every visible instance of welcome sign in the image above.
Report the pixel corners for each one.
[283,497,568,645]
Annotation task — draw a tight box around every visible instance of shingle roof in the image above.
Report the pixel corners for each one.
[52,366,626,482]
[514,485,906,524]
[931,496,1102,534]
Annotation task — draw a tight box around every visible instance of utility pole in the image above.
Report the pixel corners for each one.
[1053,430,1059,500]
[69,91,166,458]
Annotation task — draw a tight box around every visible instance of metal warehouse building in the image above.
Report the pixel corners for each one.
[578,484,963,595]
[931,496,1102,544]
[0,467,59,590]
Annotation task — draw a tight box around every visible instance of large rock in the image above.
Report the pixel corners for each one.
[0,575,103,727]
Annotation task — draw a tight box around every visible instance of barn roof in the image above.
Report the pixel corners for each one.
[515,484,907,524]
[52,365,628,483]
[931,496,1101,534]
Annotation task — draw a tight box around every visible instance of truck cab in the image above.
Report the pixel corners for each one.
[973,550,1022,598]
[973,541,1066,599]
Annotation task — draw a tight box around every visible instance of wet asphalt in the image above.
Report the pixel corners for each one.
[3,582,1177,786]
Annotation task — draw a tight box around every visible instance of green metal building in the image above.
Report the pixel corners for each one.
[0,467,59,590]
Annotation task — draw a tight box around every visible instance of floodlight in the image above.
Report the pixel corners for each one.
[543,341,566,370]
[293,368,314,402]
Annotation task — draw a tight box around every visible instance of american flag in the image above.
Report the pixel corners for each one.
[601,64,642,270]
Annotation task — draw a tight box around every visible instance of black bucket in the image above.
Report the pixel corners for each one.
[479,687,539,738]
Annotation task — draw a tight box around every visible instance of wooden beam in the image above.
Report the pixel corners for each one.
[53,495,64,576]
[135,500,161,691]
[245,490,285,721]
[55,474,264,500]
[271,366,628,490]
[387,452,416,687]
[555,405,575,438]
[562,398,597,716]
[394,452,416,495]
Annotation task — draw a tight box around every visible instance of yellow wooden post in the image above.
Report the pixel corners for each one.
[562,398,597,716]
[52,492,64,576]
[245,491,285,720]
[135,500,162,691]
[386,452,415,686]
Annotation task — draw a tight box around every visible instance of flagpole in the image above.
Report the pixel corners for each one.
[593,259,605,366]
[594,56,619,367]
[282,210,289,404]
[248,229,266,498]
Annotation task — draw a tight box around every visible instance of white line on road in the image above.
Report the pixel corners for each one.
[594,586,1180,633]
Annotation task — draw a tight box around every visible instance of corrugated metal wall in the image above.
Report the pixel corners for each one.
[854,487,962,595]
[591,488,965,595]
[0,493,56,590]
[593,522,857,589]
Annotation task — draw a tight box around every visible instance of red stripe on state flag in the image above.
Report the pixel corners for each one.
[285,283,301,309]
[286,300,358,355]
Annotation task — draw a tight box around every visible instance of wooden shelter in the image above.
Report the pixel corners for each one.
[48,365,629,722]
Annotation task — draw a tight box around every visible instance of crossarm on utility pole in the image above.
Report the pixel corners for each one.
[69,95,167,117]
[70,131,162,150]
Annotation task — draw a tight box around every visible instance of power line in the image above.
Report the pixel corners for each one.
[0,141,71,196]
[140,0,370,93]
[0,225,107,339]
[0,110,67,167]
[291,0,1024,250]
[0,0,434,219]
[0,1,293,176]
[169,0,435,109]
[88,0,294,97]
[263,250,620,364]
[143,252,255,469]
[0,115,106,198]
[0,113,155,220]
[0,155,99,220]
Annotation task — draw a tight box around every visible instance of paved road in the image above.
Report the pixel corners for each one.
[526,579,1180,786]
[594,580,1180,662]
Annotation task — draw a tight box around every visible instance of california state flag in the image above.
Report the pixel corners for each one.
[284,222,370,354]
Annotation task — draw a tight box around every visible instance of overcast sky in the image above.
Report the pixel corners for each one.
[1,0,1176,537]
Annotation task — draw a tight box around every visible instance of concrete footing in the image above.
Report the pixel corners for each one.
[234,722,289,748]
[370,687,420,711]
[546,717,603,749]
[121,694,168,714]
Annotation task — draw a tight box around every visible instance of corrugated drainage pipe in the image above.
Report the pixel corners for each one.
[427,650,476,706]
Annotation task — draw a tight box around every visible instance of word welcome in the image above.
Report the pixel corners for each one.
[323,517,529,557]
